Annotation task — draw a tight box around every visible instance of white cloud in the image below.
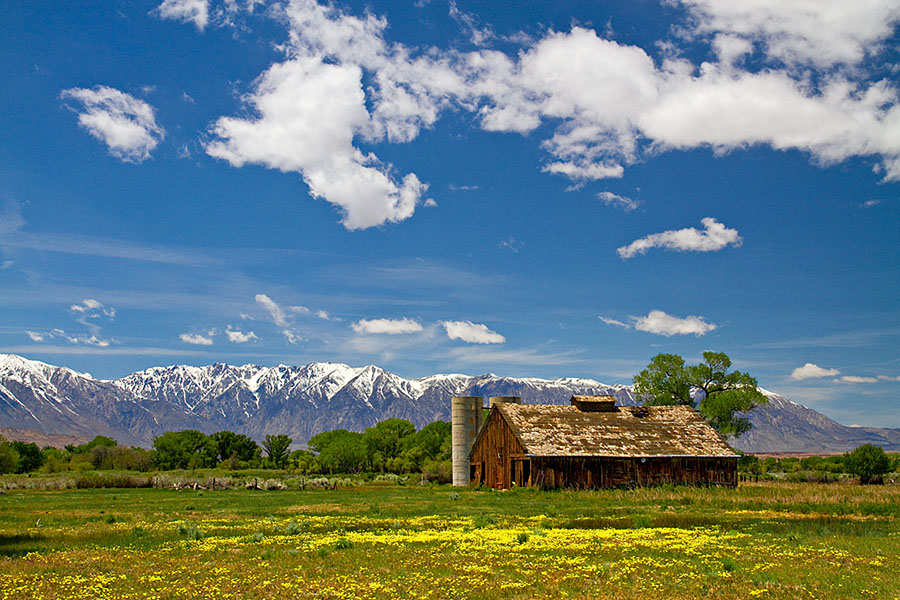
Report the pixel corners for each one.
[316,310,332,320]
[205,1,900,226]
[179,332,213,345]
[352,317,424,335]
[206,50,426,229]
[791,363,841,380]
[838,375,879,383]
[597,191,640,212]
[0,260,12,270]
[60,86,164,163]
[441,320,506,344]
[498,237,522,253]
[448,0,495,46]
[281,329,302,344]
[225,328,258,343]
[255,294,288,327]
[69,299,116,319]
[254,294,303,343]
[630,310,717,336]
[878,375,900,381]
[617,217,742,259]
[679,0,900,68]
[153,0,209,30]
[32,328,114,347]
[599,316,629,328]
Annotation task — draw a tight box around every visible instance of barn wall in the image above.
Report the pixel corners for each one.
[529,456,737,489]
[469,408,526,489]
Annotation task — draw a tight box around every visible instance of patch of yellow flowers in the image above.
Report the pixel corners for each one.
[0,514,895,600]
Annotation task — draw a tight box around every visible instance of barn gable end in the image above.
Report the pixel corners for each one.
[469,405,528,489]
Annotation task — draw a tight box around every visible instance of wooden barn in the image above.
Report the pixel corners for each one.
[468,395,738,490]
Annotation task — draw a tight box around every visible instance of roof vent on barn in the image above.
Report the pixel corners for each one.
[570,395,618,412]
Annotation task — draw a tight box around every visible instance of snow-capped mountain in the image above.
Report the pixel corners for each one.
[1,353,898,452]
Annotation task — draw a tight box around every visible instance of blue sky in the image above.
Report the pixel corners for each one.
[1,0,899,427]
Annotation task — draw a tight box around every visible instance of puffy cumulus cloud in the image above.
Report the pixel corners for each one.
[153,0,209,30]
[60,86,164,163]
[207,56,425,229]
[206,0,437,230]
[352,317,424,335]
[791,362,841,380]
[225,328,258,343]
[598,191,640,212]
[179,332,214,345]
[441,320,506,344]
[205,1,900,226]
[631,310,717,336]
[617,218,742,259]
[678,0,900,68]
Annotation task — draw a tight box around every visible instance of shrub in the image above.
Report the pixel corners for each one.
[844,444,892,484]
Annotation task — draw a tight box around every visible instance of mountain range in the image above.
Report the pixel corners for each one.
[1,353,898,453]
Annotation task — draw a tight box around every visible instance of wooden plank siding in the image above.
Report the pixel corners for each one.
[529,456,737,489]
[470,407,528,489]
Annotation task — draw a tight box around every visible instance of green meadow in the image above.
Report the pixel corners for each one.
[1,481,898,600]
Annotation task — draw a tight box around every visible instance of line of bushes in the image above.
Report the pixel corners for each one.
[0,418,452,483]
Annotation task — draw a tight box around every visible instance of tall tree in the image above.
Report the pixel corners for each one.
[362,418,416,471]
[212,431,261,464]
[153,430,217,470]
[262,434,292,469]
[634,351,767,437]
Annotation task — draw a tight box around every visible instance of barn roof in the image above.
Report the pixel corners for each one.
[493,402,738,458]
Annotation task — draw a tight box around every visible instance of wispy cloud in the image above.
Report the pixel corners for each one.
[60,85,164,163]
[498,237,523,253]
[352,317,424,335]
[445,346,584,367]
[255,294,303,344]
[441,320,506,344]
[0,230,218,266]
[837,375,879,383]
[598,191,640,212]
[0,345,213,358]
[255,294,289,327]
[599,316,629,328]
[24,328,113,347]
[617,218,742,259]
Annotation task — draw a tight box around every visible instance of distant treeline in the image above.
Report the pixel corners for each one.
[0,418,452,482]
[739,449,899,483]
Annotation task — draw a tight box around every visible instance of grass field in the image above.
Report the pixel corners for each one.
[1,481,898,599]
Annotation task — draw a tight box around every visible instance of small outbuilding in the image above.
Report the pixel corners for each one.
[468,395,738,489]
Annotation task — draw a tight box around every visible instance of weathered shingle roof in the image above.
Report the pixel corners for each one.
[495,403,738,458]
